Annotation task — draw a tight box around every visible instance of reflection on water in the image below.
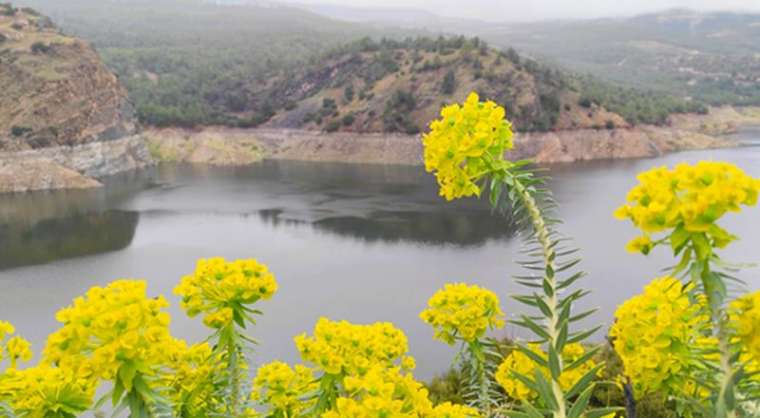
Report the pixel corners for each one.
[0,138,759,379]
[260,209,516,246]
[0,211,139,270]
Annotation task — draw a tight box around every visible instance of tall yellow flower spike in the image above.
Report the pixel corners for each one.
[422,92,514,201]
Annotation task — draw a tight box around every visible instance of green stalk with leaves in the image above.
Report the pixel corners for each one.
[614,161,760,417]
[421,92,619,418]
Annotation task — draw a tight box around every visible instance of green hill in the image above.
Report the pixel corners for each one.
[474,9,760,106]
[10,1,710,132]
[249,37,705,133]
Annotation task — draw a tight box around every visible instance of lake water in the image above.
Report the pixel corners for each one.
[1,131,760,379]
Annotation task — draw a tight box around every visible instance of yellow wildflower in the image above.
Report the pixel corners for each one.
[252,361,317,415]
[294,318,411,376]
[615,161,760,253]
[420,283,504,345]
[609,277,706,397]
[0,365,95,417]
[422,92,514,201]
[174,257,278,329]
[43,280,176,383]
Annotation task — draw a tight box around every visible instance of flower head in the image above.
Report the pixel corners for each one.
[615,161,760,254]
[252,361,317,415]
[0,321,32,369]
[609,277,707,397]
[422,92,514,201]
[174,257,278,329]
[0,365,95,417]
[420,283,504,345]
[43,280,176,382]
[294,318,411,376]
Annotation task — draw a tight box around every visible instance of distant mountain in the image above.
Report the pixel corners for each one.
[286,5,760,107]
[474,8,760,107]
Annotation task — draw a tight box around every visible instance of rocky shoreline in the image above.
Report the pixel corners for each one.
[145,106,760,167]
[1,106,758,194]
[0,135,153,193]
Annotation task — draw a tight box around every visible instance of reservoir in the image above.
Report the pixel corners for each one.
[1,132,759,379]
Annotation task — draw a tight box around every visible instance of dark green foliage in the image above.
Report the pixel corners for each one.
[605,120,615,130]
[341,113,355,126]
[441,69,456,95]
[343,85,354,102]
[577,76,707,125]
[0,3,16,16]
[383,90,419,134]
[324,119,340,132]
[10,126,32,137]
[30,41,50,54]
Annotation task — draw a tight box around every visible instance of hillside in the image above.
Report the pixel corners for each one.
[464,9,760,107]
[244,37,704,134]
[296,5,760,108]
[0,3,151,193]
[12,0,421,127]
[0,3,137,150]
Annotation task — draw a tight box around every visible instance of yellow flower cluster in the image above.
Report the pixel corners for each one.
[615,161,760,253]
[0,365,95,417]
[420,283,504,345]
[0,321,32,369]
[162,341,223,416]
[729,291,760,365]
[174,257,278,329]
[323,366,479,418]
[422,92,514,201]
[252,361,317,414]
[294,318,412,376]
[609,277,706,397]
[43,280,176,381]
[495,343,597,400]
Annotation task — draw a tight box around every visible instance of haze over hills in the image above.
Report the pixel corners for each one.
[291,3,760,107]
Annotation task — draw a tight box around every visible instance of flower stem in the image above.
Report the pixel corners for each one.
[700,261,737,418]
[509,174,567,418]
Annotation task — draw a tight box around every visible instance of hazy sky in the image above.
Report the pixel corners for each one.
[288,0,760,22]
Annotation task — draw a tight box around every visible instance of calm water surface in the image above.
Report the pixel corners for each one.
[1,132,759,379]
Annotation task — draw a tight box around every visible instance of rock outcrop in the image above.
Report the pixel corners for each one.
[0,5,151,192]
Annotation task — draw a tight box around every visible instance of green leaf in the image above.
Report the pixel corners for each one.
[691,232,711,261]
[511,316,551,341]
[118,363,137,392]
[112,379,125,407]
[548,345,561,380]
[565,346,601,372]
[567,385,594,418]
[519,400,546,418]
[670,225,691,255]
[567,325,601,344]
[515,344,549,368]
[565,363,603,399]
[534,369,559,411]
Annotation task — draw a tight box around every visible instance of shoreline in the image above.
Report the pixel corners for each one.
[144,107,760,167]
[1,106,759,194]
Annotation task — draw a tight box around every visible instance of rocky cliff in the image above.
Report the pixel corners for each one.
[0,4,151,192]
